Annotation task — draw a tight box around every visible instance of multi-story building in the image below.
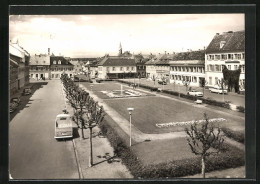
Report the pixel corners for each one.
[97,56,136,79]
[169,50,205,87]
[50,56,74,79]
[205,31,245,88]
[9,42,30,91]
[9,55,19,95]
[29,54,51,80]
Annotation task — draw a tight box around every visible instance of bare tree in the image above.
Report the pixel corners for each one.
[218,78,227,102]
[185,113,225,178]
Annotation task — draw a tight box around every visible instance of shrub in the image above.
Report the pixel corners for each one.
[99,116,245,178]
[236,106,245,113]
[222,127,245,143]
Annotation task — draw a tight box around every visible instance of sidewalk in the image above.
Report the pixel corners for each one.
[61,82,133,179]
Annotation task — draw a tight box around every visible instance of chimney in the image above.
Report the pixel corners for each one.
[48,48,50,55]
[216,33,219,35]
[227,31,233,33]
[165,51,167,55]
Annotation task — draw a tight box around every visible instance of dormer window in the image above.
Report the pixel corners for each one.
[58,60,61,64]
[220,41,226,49]
[53,60,56,64]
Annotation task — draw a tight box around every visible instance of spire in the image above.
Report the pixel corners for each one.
[118,42,122,56]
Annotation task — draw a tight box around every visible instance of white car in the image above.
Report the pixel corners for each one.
[187,90,203,97]
[209,87,228,94]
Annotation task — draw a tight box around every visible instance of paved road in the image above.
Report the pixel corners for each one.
[9,80,79,179]
[125,78,245,106]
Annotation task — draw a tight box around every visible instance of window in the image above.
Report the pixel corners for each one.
[52,74,54,78]
[234,65,238,70]
[106,67,110,72]
[242,53,245,59]
[58,60,61,64]
[53,60,56,64]
[55,74,59,78]
[228,54,233,60]
[241,65,245,73]
[215,77,218,85]
[237,54,241,59]
[112,67,116,71]
[221,54,227,60]
[234,54,238,59]
[120,67,123,71]
[209,65,214,71]
[194,77,197,83]
[209,77,212,85]
[215,65,220,72]
[131,67,134,71]
[43,61,46,64]
[220,41,226,49]
[228,65,231,70]
[126,67,129,71]
[215,55,220,60]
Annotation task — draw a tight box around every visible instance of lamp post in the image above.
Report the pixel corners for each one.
[127,108,134,147]
[90,85,93,91]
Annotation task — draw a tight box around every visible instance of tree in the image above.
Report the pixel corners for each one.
[85,101,105,167]
[217,78,227,102]
[152,75,156,87]
[185,113,225,178]
[199,78,207,95]
[182,79,190,92]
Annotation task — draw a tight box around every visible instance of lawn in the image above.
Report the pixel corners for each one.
[104,96,245,134]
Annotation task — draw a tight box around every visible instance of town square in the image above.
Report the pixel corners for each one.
[9,14,246,179]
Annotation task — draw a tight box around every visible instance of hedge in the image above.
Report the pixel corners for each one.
[222,127,245,143]
[236,106,245,113]
[114,80,230,110]
[99,116,245,178]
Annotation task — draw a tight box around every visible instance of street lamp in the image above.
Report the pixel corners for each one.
[90,85,93,91]
[127,107,134,147]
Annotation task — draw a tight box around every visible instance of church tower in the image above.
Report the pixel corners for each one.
[118,42,122,56]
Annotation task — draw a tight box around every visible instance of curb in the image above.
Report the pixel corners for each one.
[72,139,84,179]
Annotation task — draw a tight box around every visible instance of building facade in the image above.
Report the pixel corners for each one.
[50,56,74,79]
[205,31,245,88]
[29,54,51,80]
[97,56,136,79]
[9,42,30,92]
[169,50,205,87]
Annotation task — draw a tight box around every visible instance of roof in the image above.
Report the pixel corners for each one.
[206,31,245,53]
[169,60,205,66]
[9,43,30,58]
[171,50,205,61]
[98,57,136,66]
[145,59,158,65]
[29,54,50,65]
[50,56,73,65]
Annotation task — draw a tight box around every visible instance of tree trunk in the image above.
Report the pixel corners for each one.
[81,120,84,139]
[89,127,93,167]
[201,156,206,178]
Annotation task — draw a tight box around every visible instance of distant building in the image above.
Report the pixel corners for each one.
[169,50,205,87]
[50,56,74,79]
[9,42,30,93]
[205,31,245,88]
[97,56,136,79]
[133,54,146,78]
[29,54,50,80]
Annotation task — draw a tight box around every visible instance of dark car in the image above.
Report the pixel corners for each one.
[10,97,21,105]
[158,80,167,85]
[22,88,32,95]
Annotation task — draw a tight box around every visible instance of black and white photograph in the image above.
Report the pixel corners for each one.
[8,10,251,180]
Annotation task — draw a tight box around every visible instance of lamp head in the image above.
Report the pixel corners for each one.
[127,108,134,114]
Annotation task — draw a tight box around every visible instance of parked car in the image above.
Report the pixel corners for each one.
[22,88,32,95]
[209,87,228,94]
[187,90,203,97]
[9,102,18,113]
[54,114,73,139]
[10,97,21,105]
[158,80,167,85]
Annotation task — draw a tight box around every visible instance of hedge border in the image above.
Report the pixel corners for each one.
[99,116,245,178]
[114,79,232,110]
[222,127,245,143]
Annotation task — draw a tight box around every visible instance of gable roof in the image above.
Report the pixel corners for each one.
[171,50,205,61]
[50,56,73,65]
[98,57,136,66]
[206,31,245,54]
[30,54,50,65]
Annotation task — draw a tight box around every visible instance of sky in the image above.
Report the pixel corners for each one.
[9,14,244,58]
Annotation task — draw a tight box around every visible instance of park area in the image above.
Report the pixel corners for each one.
[81,81,245,178]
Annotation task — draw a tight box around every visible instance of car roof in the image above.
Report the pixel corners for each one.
[56,114,71,118]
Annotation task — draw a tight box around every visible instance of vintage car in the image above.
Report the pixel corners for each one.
[54,114,73,139]
[187,90,203,97]
[10,97,21,105]
[22,88,32,95]
[209,87,228,94]
[158,79,167,85]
